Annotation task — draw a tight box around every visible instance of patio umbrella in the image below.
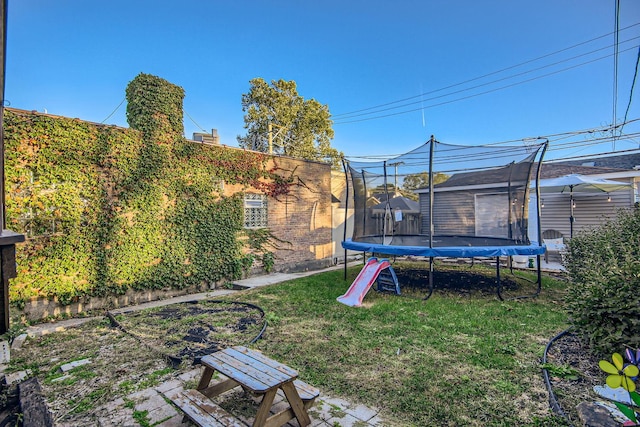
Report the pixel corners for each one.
[538,174,632,238]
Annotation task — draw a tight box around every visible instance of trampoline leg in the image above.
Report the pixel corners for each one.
[424,257,434,300]
[535,254,542,297]
[496,256,504,301]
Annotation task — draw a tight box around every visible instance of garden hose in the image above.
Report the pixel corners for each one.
[542,328,573,426]
[106,299,268,367]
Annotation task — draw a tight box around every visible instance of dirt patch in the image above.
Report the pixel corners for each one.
[110,300,266,363]
[544,331,607,426]
[392,265,527,299]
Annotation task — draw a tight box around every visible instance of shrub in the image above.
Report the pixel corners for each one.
[563,207,640,355]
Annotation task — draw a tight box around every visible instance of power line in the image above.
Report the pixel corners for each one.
[333,22,640,120]
[334,44,640,125]
[100,98,125,124]
[184,110,207,133]
[613,0,621,150]
[336,37,640,123]
[620,46,640,136]
[343,118,640,161]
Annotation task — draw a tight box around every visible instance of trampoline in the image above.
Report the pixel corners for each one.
[341,136,548,300]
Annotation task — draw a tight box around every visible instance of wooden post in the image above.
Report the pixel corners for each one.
[0,1,25,334]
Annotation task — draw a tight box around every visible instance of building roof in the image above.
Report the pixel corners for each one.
[371,196,420,213]
[539,163,627,179]
[420,162,629,191]
[552,152,640,170]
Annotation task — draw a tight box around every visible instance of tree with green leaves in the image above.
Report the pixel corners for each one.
[237,78,342,167]
[401,172,449,200]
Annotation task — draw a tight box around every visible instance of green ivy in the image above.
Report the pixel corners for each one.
[4,75,292,307]
[126,73,185,138]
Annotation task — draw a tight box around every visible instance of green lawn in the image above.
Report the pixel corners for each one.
[236,263,569,426]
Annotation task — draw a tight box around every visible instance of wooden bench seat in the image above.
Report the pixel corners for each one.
[172,389,244,427]
[169,380,319,427]
[293,379,319,408]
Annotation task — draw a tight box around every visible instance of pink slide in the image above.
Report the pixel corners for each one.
[337,258,391,307]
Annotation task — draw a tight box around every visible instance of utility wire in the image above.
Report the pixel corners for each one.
[343,119,640,161]
[184,110,208,133]
[613,0,621,149]
[336,37,640,122]
[334,44,640,125]
[545,146,640,163]
[100,98,125,124]
[620,46,640,137]
[333,22,640,119]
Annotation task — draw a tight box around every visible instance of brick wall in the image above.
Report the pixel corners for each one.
[264,156,333,272]
[217,148,333,273]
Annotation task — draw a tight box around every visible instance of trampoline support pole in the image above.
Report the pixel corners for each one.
[496,256,504,301]
[424,257,435,300]
[536,254,542,296]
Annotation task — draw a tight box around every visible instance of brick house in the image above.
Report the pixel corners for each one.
[238,154,333,273]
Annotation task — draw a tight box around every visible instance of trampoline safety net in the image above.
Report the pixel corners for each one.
[344,137,547,249]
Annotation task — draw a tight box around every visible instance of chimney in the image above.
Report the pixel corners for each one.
[192,129,220,145]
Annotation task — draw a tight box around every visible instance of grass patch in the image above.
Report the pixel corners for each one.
[132,409,150,427]
[239,263,569,426]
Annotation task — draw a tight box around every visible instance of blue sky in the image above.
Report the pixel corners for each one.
[6,0,640,161]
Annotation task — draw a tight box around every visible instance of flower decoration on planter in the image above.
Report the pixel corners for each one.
[599,351,640,426]
[625,348,640,380]
[600,352,639,392]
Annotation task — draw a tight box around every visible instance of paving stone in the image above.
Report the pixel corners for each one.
[128,387,157,401]
[270,399,290,414]
[320,396,351,411]
[309,400,335,421]
[366,415,385,426]
[94,399,125,421]
[310,418,331,426]
[155,378,183,394]
[577,401,620,427]
[59,358,91,372]
[178,367,202,382]
[134,390,167,412]
[238,414,254,426]
[11,334,28,350]
[326,413,362,427]
[50,374,72,383]
[349,403,378,421]
[96,410,137,427]
[0,340,9,364]
[272,392,285,404]
[154,414,192,427]
[4,369,30,385]
[146,402,180,424]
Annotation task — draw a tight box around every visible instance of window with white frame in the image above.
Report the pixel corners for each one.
[244,194,268,228]
[475,193,509,238]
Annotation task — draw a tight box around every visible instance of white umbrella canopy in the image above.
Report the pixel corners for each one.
[537,174,632,238]
[538,174,632,194]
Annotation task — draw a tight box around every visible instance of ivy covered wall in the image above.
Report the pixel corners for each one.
[3,74,332,307]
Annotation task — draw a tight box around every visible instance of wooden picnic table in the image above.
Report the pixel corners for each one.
[179,345,317,427]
